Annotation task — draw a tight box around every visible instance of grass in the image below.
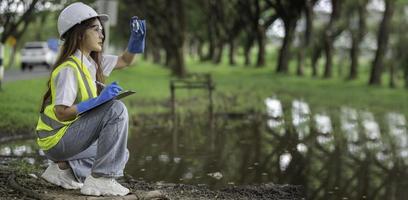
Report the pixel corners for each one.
[1,53,408,135]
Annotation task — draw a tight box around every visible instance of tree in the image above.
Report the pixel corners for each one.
[296,0,318,76]
[0,0,42,43]
[224,0,245,66]
[239,0,277,67]
[0,0,42,68]
[270,0,306,73]
[390,0,408,88]
[369,0,395,85]
[322,0,344,78]
[185,0,209,62]
[208,0,225,64]
[348,0,369,80]
[310,0,348,78]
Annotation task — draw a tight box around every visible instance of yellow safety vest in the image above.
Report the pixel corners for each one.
[36,56,97,150]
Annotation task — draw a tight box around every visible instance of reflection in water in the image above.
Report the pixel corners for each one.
[0,146,11,156]
[361,111,383,152]
[265,97,283,118]
[279,153,292,171]
[0,142,40,166]
[125,97,408,200]
[386,113,408,162]
[314,113,333,134]
[291,99,310,140]
[12,145,32,156]
[0,144,34,157]
[265,97,285,136]
[340,107,359,143]
[296,143,308,155]
[314,113,335,152]
[207,172,223,180]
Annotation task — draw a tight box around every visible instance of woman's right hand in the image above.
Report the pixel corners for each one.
[127,16,146,54]
[97,82,122,103]
[76,82,122,115]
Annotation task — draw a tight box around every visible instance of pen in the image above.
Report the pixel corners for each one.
[95,81,105,88]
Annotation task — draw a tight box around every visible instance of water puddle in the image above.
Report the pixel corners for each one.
[132,97,408,199]
[2,97,407,200]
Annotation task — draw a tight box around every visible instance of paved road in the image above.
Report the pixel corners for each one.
[3,67,50,82]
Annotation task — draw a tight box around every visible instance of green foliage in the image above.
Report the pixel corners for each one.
[0,79,46,133]
[18,11,59,48]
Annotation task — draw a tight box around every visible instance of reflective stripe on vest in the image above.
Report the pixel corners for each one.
[67,57,95,100]
[36,56,97,150]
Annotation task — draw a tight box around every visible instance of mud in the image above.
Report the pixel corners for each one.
[0,163,304,200]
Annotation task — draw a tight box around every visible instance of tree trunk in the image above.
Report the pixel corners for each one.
[188,38,196,59]
[323,30,334,78]
[174,46,186,77]
[170,0,186,77]
[7,22,29,69]
[213,42,223,64]
[311,45,322,77]
[244,34,254,66]
[297,50,304,76]
[348,36,359,80]
[198,39,205,61]
[168,46,186,77]
[256,25,266,67]
[7,46,17,69]
[404,64,408,89]
[152,48,161,64]
[389,61,396,88]
[165,49,170,67]
[276,19,296,73]
[348,0,368,80]
[297,0,314,76]
[369,0,394,85]
[228,39,236,66]
[143,50,148,60]
[205,21,215,61]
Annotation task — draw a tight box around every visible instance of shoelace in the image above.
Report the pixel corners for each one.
[109,179,126,190]
[109,178,119,185]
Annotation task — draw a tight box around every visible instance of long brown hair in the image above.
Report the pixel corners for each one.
[40,17,106,113]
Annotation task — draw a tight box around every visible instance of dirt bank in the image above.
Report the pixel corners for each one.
[0,162,304,200]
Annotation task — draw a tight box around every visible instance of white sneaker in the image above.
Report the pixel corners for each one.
[41,162,83,189]
[80,175,130,196]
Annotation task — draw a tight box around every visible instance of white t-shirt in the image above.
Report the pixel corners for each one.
[54,50,118,106]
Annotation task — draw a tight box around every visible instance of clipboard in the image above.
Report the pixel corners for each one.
[115,90,136,99]
[78,90,136,115]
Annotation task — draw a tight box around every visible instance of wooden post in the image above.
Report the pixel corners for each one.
[208,74,214,123]
[169,73,215,123]
[170,81,175,120]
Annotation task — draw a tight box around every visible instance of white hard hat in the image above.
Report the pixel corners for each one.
[57,2,109,38]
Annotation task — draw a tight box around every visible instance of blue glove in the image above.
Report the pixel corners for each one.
[76,82,122,114]
[127,16,146,54]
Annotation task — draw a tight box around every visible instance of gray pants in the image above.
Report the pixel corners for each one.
[44,100,129,182]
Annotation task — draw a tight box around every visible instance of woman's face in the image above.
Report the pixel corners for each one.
[82,19,104,52]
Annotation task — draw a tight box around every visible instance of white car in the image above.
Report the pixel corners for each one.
[21,42,56,71]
